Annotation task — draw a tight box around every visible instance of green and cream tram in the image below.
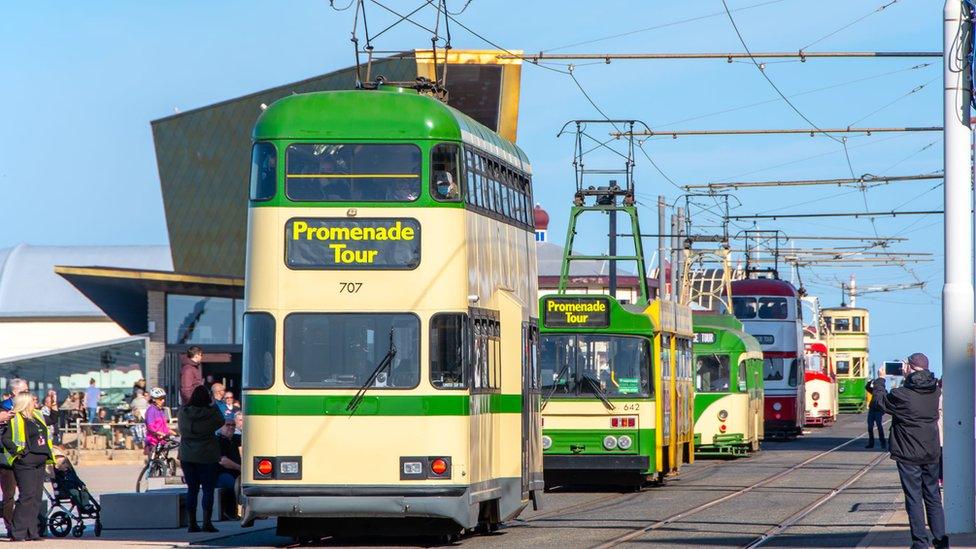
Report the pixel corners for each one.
[822,307,870,413]
[692,313,764,457]
[539,296,695,485]
[240,87,543,538]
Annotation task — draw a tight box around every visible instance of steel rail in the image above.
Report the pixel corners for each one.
[742,452,890,548]
[612,126,941,138]
[685,173,943,191]
[499,51,943,61]
[589,427,882,549]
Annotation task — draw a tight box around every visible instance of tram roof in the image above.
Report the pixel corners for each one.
[253,89,531,172]
[821,306,869,314]
[730,278,799,297]
[693,313,763,354]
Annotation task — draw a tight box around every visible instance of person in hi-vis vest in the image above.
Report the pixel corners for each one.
[1,393,53,541]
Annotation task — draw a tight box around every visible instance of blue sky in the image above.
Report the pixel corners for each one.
[0,1,945,371]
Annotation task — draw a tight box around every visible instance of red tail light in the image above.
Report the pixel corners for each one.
[719,424,727,433]
[611,417,620,427]
[430,458,448,476]
[257,459,273,476]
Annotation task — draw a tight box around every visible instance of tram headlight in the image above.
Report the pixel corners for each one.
[603,435,618,450]
[617,435,633,450]
[811,392,821,401]
[772,402,783,412]
[717,410,728,422]
[542,435,553,450]
[839,386,846,393]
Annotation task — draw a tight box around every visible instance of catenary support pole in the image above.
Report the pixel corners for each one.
[942,0,975,534]
[658,196,667,301]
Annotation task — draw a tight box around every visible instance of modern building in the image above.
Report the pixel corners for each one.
[7,51,659,402]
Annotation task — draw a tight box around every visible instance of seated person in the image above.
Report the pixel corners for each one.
[216,419,242,519]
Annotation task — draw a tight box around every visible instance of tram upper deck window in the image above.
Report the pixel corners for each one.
[695,355,730,392]
[431,144,461,201]
[430,313,466,389]
[732,297,757,319]
[833,317,850,331]
[283,313,419,389]
[540,334,652,398]
[242,313,275,390]
[250,142,277,201]
[757,298,788,319]
[285,144,421,202]
[852,316,863,332]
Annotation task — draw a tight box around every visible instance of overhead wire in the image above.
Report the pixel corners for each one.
[799,0,903,52]
[847,77,939,127]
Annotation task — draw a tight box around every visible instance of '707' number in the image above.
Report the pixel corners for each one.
[339,282,363,293]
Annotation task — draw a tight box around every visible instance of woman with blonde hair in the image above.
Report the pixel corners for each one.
[0,392,53,541]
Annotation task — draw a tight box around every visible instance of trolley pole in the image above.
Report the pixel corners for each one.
[658,196,667,301]
[942,0,975,534]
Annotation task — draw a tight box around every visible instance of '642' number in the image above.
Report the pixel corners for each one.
[622,403,640,411]
[339,282,363,293]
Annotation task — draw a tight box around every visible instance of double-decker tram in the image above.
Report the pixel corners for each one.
[539,296,694,485]
[730,278,805,439]
[801,296,837,426]
[821,306,870,413]
[691,312,764,457]
[240,86,544,539]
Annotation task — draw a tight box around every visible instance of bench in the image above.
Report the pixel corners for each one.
[99,489,220,529]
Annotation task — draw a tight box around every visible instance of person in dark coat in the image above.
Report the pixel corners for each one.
[178,385,224,533]
[866,376,887,449]
[870,353,947,549]
[180,346,205,405]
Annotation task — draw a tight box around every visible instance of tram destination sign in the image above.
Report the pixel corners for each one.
[693,332,716,344]
[286,218,421,270]
[542,297,610,328]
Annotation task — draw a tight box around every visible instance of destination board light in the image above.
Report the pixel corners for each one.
[542,297,611,328]
[285,217,421,270]
[694,332,716,344]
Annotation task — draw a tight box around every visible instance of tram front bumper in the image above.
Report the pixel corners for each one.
[544,454,649,471]
[242,485,472,528]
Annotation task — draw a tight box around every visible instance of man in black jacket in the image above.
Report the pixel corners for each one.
[871,353,947,549]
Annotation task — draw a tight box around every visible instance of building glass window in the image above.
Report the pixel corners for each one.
[0,337,146,409]
[234,299,245,345]
[166,295,234,345]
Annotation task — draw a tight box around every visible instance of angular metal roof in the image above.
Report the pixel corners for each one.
[0,244,172,318]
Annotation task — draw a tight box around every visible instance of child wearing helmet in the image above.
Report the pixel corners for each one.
[144,388,175,455]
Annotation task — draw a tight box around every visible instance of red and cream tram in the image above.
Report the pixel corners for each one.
[802,296,837,426]
[730,278,805,439]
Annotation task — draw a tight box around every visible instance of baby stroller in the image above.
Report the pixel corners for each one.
[46,456,102,538]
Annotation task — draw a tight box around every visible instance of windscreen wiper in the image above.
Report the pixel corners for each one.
[346,329,397,414]
[581,375,616,411]
[541,360,572,410]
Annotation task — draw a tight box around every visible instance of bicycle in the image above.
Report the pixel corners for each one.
[135,437,180,493]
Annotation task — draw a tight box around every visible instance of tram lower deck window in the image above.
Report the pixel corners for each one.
[430,313,466,389]
[696,355,730,392]
[242,313,275,390]
[283,313,420,389]
[539,334,652,398]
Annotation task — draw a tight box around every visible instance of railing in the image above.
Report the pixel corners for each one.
[57,417,179,457]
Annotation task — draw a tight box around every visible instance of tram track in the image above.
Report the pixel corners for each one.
[589,425,881,548]
[741,451,889,548]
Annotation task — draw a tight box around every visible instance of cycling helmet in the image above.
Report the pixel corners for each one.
[149,387,166,399]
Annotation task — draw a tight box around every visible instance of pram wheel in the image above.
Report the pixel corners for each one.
[48,511,71,538]
[72,524,85,538]
[94,522,102,537]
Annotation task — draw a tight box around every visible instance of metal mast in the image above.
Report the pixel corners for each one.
[942,0,974,533]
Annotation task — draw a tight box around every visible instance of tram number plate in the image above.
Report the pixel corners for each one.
[286,217,421,270]
[542,297,610,328]
[622,403,640,412]
[339,282,363,293]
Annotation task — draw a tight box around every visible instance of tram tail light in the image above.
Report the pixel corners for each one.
[254,457,274,479]
[400,456,452,480]
[719,424,727,433]
[430,458,449,477]
[253,456,302,480]
[611,417,636,428]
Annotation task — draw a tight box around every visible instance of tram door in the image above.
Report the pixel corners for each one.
[520,323,532,498]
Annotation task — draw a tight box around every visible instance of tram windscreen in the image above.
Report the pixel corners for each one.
[695,355,730,392]
[285,144,421,202]
[539,334,652,398]
[835,360,850,375]
[283,313,420,388]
